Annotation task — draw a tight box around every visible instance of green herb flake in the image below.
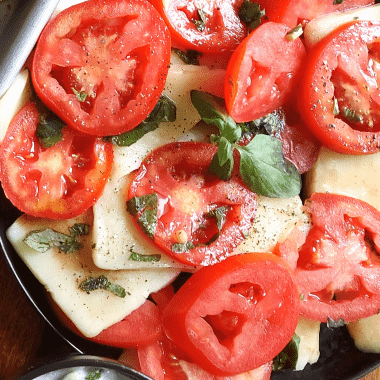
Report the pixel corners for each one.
[334,0,344,4]
[127,193,158,238]
[173,48,202,65]
[342,107,363,123]
[192,9,207,31]
[23,228,83,253]
[69,223,90,237]
[285,24,303,41]
[79,275,126,298]
[36,112,66,148]
[105,95,176,146]
[129,251,161,262]
[72,87,88,102]
[172,241,196,253]
[208,206,229,231]
[272,333,300,371]
[85,369,102,380]
[327,316,347,328]
[238,0,265,31]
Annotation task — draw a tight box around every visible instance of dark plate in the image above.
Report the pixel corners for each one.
[1,187,380,380]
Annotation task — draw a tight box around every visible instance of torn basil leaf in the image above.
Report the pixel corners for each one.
[209,150,234,181]
[172,241,196,253]
[79,275,126,298]
[238,0,265,31]
[129,252,161,262]
[36,112,66,148]
[69,223,90,237]
[273,333,300,371]
[23,228,82,253]
[127,193,158,238]
[173,48,202,65]
[208,206,229,231]
[105,94,176,146]
[72,87,87,102]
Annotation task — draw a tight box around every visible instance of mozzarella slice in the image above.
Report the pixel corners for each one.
[0,69,33,144]
[92,63,224,271]
[304,4,380,48]
[295,317,321,371]
[6,212,179,338]
[346,314,380,353]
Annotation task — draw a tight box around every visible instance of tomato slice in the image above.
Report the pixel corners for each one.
[225,22,306,123]
[293,193,380,323]
[0,102,113,219]
[149,0,248,53]
[255,0,374,28]
[32,0,171,136]
[299,21,380,154]
[162,252,299,376]
[126,142,257,266]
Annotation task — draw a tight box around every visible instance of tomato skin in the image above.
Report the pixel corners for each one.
[0,102,113,219]
[299,21,380,154]
[149,0,247,53]
[256,0,374,28]
[127,142,257,267]
[295,193,380,323]
[32,0,171,136]
[225,22,306,123]
[162,253,300,376]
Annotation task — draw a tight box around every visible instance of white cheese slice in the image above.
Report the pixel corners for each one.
[6,212,179,338]
[304,146,380,210]
[346,314,380,353]
[0,69,33,144]
[92,63,224,271]
[295,316,321,371]
[304,4,380,48]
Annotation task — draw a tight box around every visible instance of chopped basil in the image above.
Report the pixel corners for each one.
[173,48,202,65]
[127,193,158,238]
[36,112,66,148]
[72,87,87,102]
[342,107,363,123]
[285,24,303,41]
[238,0,265,31]
[23,228,83,253]
[85,369,102,380]
[129,251,161,262]
[192,9,207,31]
[327,316,346,328]
[105,95,176,146]
[172,241,196,253]
[69,223,90,237]
[334,0,344,4]
[79,275,126,298]
[272,333,300,371]
[190,90,301,198]
[208,206,229,231]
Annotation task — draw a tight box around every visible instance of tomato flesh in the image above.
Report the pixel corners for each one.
[32,0,171,136]
[162,253,299,376]
[127,142,257,266]
[0,102,113,219]
[294,193,380,322]
[299,21,380,154]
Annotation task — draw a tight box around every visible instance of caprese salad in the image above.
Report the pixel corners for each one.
[2,0,380,379]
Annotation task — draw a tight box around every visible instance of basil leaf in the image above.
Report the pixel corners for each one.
[127,193,158,238]
[333,0,344,4]
[23,228,82,253]
[173,48,202,65]
[69,223,90,237]
[238,1,265,31]
[129,251,161,262]
[85,370,102,380]
[208,206,229,231]
[36,112,66,148]
[272,333,300,371]
[209,150,234,181]
[79,275,126,298]
[236,135,301,198]
[172,241,195,253]
[105,95,176,146]
[72,87,87,102]
[218,137,234,166]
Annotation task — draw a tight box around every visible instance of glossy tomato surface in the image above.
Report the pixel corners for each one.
[32,0,171,136]
[0,102,113,219]
[127,142,257,267]
[162,253,299,375]
[299,21,380,154]
[225,22,306,123]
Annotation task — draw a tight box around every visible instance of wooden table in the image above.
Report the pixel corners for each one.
[1,248,380,380]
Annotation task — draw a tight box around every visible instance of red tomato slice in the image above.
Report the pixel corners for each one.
[299,21,380,154]
[127,142,257,267]
[256,0,373,28]
[32,0,171,136]
[294,193,380,323]
[0,102,113,219]
[225,22,306,123]
[162,253,300,376]
[149,0,248,53]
